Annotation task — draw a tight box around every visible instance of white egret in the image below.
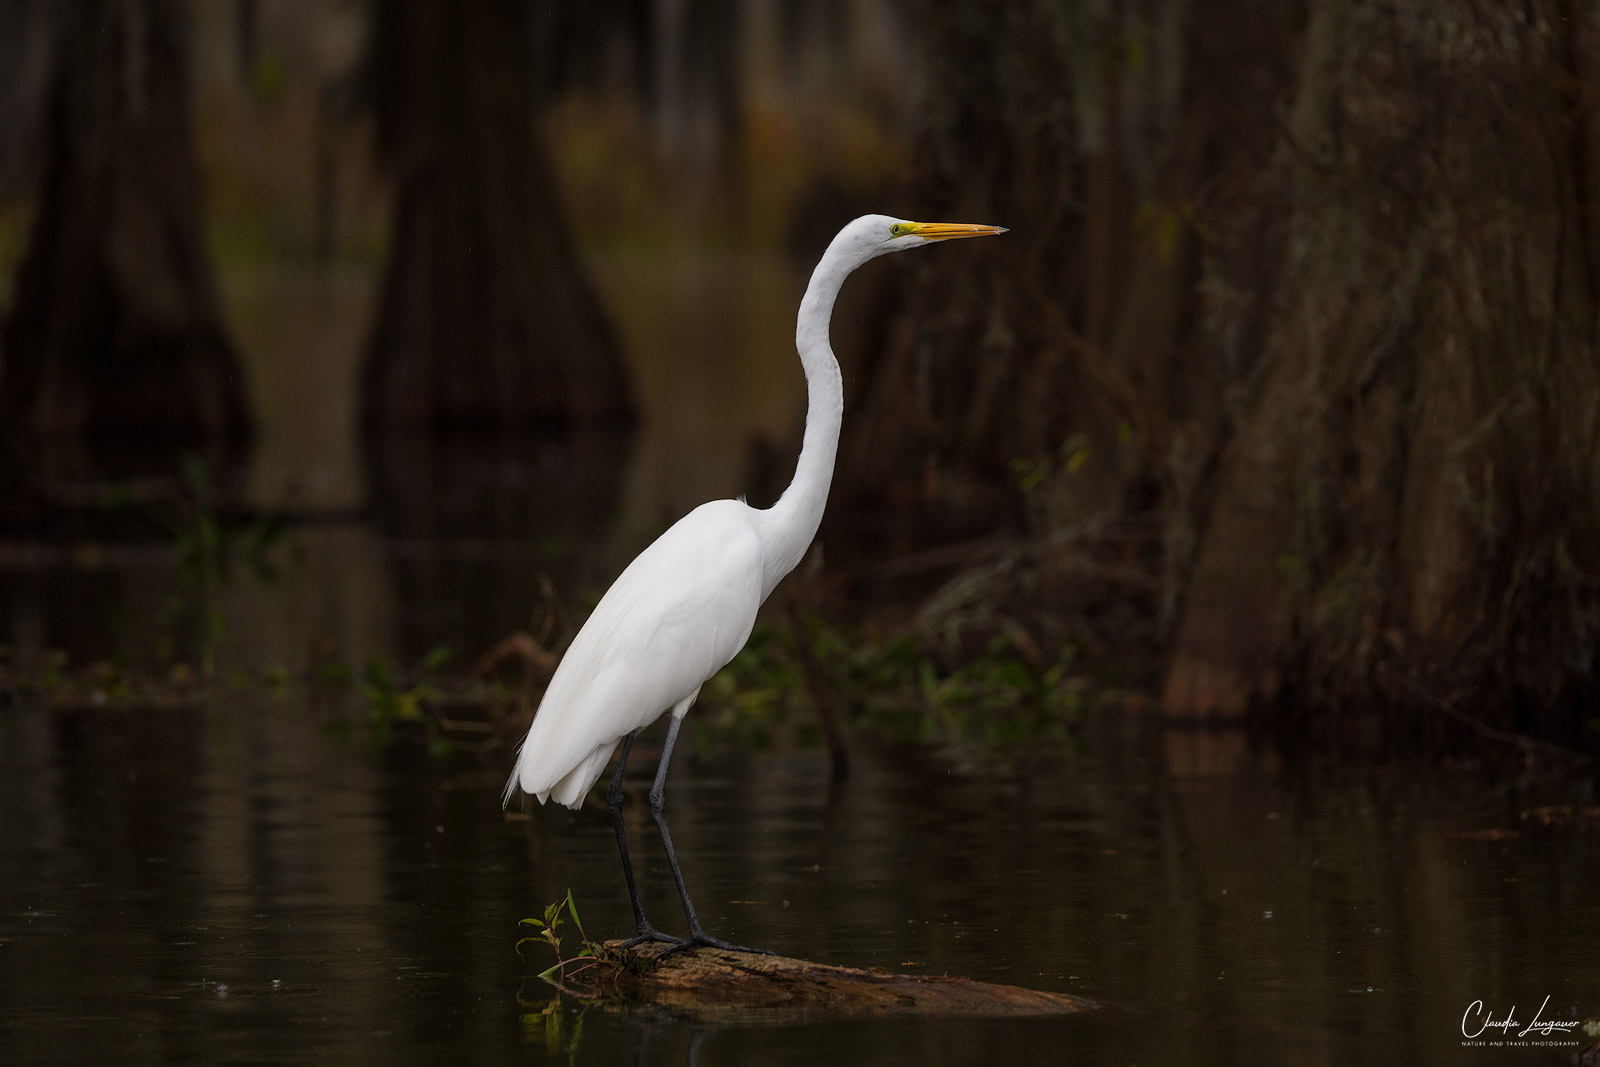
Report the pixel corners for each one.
[504,214,1006,954]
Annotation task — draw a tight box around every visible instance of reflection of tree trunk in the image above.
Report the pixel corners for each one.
[360,0,635,440]
[369,431,633,665]
[1,0,252,487]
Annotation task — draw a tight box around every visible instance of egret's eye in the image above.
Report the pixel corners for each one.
[889,222,914,238]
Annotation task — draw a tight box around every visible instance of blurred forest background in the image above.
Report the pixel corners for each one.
[0,0,1596,755]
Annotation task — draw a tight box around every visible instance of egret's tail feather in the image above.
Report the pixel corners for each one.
[501,732,529,809]
[544,740,619,810]
[504,736,618,811]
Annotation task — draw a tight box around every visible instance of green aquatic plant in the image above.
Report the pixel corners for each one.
[141,454,291,675]
[693,619,1088,752]
[358,646,454,745]
[146,454,288,588]
[39,649,67,693]
[517,889,600,984]
[360,656,425,729]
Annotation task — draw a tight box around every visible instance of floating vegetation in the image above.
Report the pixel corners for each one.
[112,454,292,676]
[691,619,1091,756]
[360,647,450,729]
[0,610,1099,768]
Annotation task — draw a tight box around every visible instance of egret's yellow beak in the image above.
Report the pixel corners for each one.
[912,222,1008,241]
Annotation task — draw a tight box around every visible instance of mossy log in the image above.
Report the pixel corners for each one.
[563,941,1095,1018]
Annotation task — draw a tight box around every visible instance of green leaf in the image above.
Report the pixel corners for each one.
[564,890,586,941]
[1061,433,1091,475]
[364,657,392,690]
[1009,456,1049,493]
[393,691,423,722]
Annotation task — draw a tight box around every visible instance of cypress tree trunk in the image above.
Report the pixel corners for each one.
[1,0,252,489]
[360,0,634,440]
[834,0,1295,637]
[842,0,1600,739]
[1164,0,1600,727]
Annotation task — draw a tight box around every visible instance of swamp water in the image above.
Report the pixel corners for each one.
[2,252,1596,1064]
[2,686,1596,1065]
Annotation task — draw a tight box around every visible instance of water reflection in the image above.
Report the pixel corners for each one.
[222,248,808,529]
[225,268,375,515]
[590,250,809,530]
[1,246,810,672]
[216,520,399,676]
[364,430,634,663]
[3,691,1593,1065]
[1,251,1596,1065]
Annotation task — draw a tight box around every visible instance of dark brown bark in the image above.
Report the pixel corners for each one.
[564,941,1095,1017]
[833,0,1297,647]
[1168,1,1600,725]
[360,0,635,440]
[1,0,252,488]
[841,0,1600,740]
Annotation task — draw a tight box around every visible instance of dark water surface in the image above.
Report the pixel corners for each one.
[2,253,1596,1063]
[2,688,1595,1065]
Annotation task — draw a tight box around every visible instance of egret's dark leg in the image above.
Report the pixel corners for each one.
[647,714,772,957]
[608,731,683,948]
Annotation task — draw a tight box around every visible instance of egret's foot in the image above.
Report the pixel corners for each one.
[619,925,685,949]
[656,934,774,960]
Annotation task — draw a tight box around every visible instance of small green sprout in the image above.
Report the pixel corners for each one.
[517,890,599,984]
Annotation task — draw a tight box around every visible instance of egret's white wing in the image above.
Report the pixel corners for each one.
[507,500,764,808]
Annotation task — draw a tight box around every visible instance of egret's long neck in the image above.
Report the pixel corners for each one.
[754,245,854,600]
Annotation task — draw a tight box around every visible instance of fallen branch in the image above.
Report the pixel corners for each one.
[562,940,1096,1018]
[1385,667,1594,767]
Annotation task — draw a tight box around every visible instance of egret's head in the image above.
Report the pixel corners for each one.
[828,214,1008,270]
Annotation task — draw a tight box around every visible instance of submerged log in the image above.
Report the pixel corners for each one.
[567,941,1095,1018]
